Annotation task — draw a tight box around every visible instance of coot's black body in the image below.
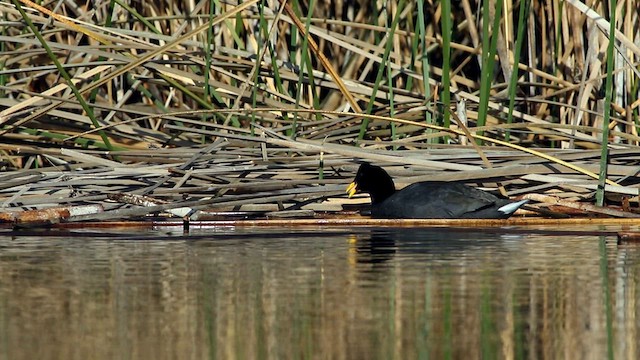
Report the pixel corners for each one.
[346,163,527,219]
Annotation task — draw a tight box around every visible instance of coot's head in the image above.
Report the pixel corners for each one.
[346,163,396,204]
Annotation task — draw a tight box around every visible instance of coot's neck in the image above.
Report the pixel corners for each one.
[369,176,396,205]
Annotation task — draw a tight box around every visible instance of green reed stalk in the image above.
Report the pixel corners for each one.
[386,18,396,144]
[17,128,125,151]
[505,0,530,142]
[358,0,406,140]
[440,0,452,142]
[292,0,318,138]
[0,7,6,97]
[259,15,285,98]
[416,0,433,140]
[204,1,217,106]
[632,78,640,145]
[596,0,617,206]
[477,0,503,143]
[553,1,564,73]
[114,0,158,32]
[251,0,269,135]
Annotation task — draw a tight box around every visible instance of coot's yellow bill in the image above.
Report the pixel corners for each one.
[346,182,357,198]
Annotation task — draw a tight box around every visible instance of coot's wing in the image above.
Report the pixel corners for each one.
[372,182,500,219]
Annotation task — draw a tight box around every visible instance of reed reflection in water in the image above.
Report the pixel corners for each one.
[0,226,637,359]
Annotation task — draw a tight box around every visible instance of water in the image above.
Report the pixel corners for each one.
[0,226,637,359]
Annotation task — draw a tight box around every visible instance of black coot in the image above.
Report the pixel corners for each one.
[346,163,528,219]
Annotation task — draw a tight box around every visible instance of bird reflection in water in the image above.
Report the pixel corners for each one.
[348,227,522,267]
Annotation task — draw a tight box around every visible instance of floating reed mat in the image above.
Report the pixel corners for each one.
[2,143,640,226]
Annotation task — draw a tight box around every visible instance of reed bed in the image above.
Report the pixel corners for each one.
[1,0,639,223]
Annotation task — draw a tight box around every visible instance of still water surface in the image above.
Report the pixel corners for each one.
[0,226,638,359]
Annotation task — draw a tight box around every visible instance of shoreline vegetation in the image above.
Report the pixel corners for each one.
[1,0,640,225]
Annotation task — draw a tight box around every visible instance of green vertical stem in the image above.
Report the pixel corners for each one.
[440,0,452,142]
[506,0,530,141]
[407,30,418,91]
[289,0,300,139]
[596,0,617,206]
[250,0,268,136]
[632,80,640,144]
[387,31,396,145]
[292,0,317,138]
[0,11,6,97]
[635,109,640,145]
[204,0,216,103]
[550,0,565,149]
[476,0,503,144]
[416,0,433,140]
[358,0,406,140]
[553,1,564,74]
